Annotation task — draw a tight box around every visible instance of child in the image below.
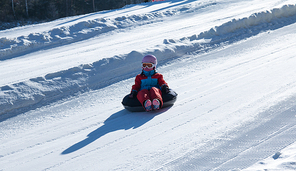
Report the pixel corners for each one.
[129,54,169,112]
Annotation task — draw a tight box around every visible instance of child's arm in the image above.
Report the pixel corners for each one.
[129,75,141,98]
[157,74,168,88]
[158,74,170,93]
[131,75,142,92]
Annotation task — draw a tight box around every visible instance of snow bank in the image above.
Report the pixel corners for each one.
[1,4,296,115]
[0,1,212,60]
[197,4,296,39]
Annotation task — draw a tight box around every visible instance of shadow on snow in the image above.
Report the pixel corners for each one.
[61,107,170,155]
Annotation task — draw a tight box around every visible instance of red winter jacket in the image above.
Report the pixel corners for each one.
[131,70,168,92]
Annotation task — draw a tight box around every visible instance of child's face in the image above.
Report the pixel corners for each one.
[142,63,154,71]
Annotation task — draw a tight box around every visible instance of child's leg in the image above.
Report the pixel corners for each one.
[137,89,150,107]
[149,87,163,108]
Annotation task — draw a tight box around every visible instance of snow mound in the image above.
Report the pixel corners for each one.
[1,4,296,116]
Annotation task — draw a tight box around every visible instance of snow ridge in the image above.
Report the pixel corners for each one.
[197,4,296,39]
[0,1,217,60]
[1,4,296,116]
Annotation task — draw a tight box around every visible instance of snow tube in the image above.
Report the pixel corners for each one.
[122,89,177,112]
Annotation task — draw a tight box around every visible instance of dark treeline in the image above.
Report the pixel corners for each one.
[0,0,151,22]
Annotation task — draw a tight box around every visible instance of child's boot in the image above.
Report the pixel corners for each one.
[144,100,152,112]
[152,99,160,110]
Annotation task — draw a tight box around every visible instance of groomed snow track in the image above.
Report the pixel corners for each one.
[1,0,296,170]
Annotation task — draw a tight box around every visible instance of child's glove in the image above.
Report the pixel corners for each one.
[129,90,137,98]
[161,84,170,94]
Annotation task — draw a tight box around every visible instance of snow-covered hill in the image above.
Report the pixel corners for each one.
[1,0,296,170]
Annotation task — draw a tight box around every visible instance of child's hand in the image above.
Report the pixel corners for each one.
[161,85,170,94]
[129,91,137,98]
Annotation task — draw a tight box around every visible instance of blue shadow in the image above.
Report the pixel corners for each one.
[61,108,169,155]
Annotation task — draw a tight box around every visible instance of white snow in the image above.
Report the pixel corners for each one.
[245,143,296,171]
[1,0,296,170]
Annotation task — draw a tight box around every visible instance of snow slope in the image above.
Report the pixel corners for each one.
[1,0,296,170]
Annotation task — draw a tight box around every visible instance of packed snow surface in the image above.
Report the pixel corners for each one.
[1,0,296,170]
